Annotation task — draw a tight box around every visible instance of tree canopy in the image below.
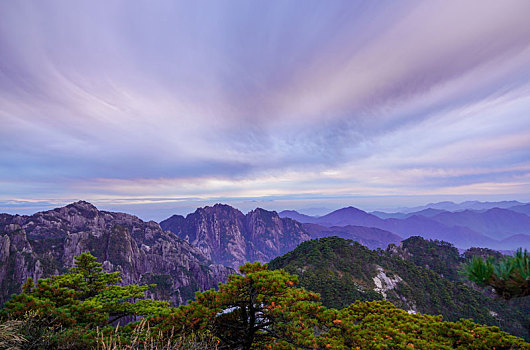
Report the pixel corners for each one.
[1,252,529,349]
[161,262,325,349]
[1,252,168,347]
[159,261,529,350]
[466,248,529,299]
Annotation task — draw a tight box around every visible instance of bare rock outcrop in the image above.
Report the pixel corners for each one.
[160,204,311,268]
[0,201,233,305]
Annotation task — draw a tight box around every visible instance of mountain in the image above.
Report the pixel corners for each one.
[388,235,464,281]
[509,203,530,216]
[382,215,499,248]
[430,208,530,240]
[371,208,447,219]
[501,234,530,250]
[398,200,525,213]
[282,206,501,249]
[369,211,407,219]
[0,201,233,306]
[160,204,310,268]
[302,223,402,250]
[314,206,385,227]
[269,236,529,339]
[278,210,318,223]
[459,200,525,210]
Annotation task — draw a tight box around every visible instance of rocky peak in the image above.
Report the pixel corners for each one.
[161,204,310,268]
[246,207,277,221]
[66,200,98,212]
[182,204,247,267]
[195,203,245,220]
[0,202,233,306]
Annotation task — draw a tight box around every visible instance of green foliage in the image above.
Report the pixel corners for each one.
[467,256,495,284]
[1,252,168,348]
[399,236,463,281]
[160,262,325,350]
[158,263,529,350]
[270,237,529,339]
[466,248,530,300]
[464,247,504,262]
[269,237,382,309]
[323,300,529,350]
[1,252,529,349]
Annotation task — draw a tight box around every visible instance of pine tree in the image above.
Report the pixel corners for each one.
[162,262,326,349]
[466,248,529,299]
[1,252,168,347]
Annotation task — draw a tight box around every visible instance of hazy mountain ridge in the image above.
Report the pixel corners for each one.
[1,201,529,341]
[505,203,530,216]
[0,201,233,306]
[281,205,530,250]
[371,208,448,219]
[302,223,402,250]
[429,208,530,240]
[397,200,525,213]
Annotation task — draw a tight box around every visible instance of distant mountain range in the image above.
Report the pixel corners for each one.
[395,200,525,213]
[280,201,530,250]
[302,223,402,250]
[428,208,530,240]
[370,208,447,219]
[0,201,413,305]
[509,203,530,216]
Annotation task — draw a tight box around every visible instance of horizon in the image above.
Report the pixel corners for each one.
[2,1,530,220]
[1,197,528,222]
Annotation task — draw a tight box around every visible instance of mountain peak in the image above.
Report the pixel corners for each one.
[322,206,369,217]
[342,206,363,212]
[161,205,310,268]
[279,210,300,215]
[248,207,278,216]
[194,203,243,216]
[66,200,98,210]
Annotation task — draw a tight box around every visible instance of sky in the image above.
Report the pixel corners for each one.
[1,0,530,221]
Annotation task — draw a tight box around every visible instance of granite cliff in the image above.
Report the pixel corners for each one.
[0,201,233,306]
[160,204,311,268]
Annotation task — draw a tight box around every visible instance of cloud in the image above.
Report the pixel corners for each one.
[1,0,530,218]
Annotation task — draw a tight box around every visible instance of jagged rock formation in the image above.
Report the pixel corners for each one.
[0,201,233,306]
[160,204,311,268]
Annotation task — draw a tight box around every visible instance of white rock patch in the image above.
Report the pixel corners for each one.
[372,265,403,300]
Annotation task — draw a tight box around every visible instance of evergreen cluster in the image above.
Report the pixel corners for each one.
[465,248,529,299]
[269,237,529,339]
[0,252,529,349]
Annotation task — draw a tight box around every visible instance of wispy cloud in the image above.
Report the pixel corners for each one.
[1,0,530,218]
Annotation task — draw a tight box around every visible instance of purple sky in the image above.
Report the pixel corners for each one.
[1,0,530,220]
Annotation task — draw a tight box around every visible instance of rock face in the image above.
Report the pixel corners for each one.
[160,204,311,268]
[0,201,233,306]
